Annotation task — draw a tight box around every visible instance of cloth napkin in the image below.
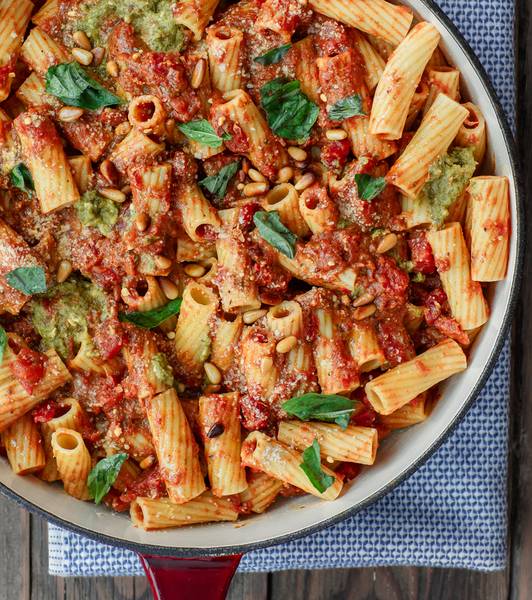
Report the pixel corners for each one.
[48,0,515,576]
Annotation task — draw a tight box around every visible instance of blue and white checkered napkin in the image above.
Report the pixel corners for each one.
[48,0,515,575]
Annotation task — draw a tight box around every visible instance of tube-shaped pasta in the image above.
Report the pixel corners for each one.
[369,23,441,140]
[177,230,216,262]
[264,184,310,237]
[0,347,71,433]
[207,25,243,92]
[177,182,221,243]
[128,95,166,134]
[173,0,221,41]
[145,389,206,504]
[422,67,461,116]
[404,78,430,130]
[278,421,378,465]
[211,90,288,180]
[387,94,469,198]
[199,392,247,496]
[313,307,359,394]
[131,491,239,530]
[239,470,283,514]
[0,0,33,101]
[14,110,80,213]
[210,314,243,372]
[365,338,467,415]
[51,428,92,500]
[350,29,386,92]
[349,321,386,373]
[298,184,339,234]
[174,282,218,382]
[345,116,398,160]
[379,393,430,430]
[427,222,489,329]
[40,398,85,482]
[240,325,278,401]
[465,177,510,282]
[215,233,261,313]
[122,277,167,313]
[2,414,45,475]
[400,193,432,228]
[267,301,303,338]
[67,155,93,194]
[309,0,413,45]
[292,37,320,103]
[241,431,343,500]
[110,127,165,176]
[454,102,487,165]
[20,27,69,74]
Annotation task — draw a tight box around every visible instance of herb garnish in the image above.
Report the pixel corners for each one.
[253,210,298,258]
[10,164,34,194]
[178,119,231,148]
[354,174,387,201]
[300,439,335,493]
[87,453,128,504]
[119,298,182,329]
[0,325,6,365]
[199,161,240,199]
[254,43,292,65]
[5,267,47,295]
[45,62,121,110]
[282,393,356,430]
[328,94,365,121]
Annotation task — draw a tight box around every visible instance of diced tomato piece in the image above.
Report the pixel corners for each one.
[10,347,46,394]
[374,256,410,311]
[408,232,436,274]
[94,319,125,360]
[377,317,415,367]
[120,466,166,504]
[31,400,68,423]
[335,462,361,482]
[321,139,351,173]
[433,316,469,345]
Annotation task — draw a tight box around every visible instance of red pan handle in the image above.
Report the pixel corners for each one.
[139,553,243,600]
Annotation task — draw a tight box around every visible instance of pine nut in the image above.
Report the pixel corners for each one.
[139,456,155,469]
[155,255,173,270]
[160,277,179,300]
[184,263,206,278]
[243,308,267,324]
[353,304,377,320]
[277,166,294,183]
[115,121,131,136]
[58,106,84,122]
[243,182,269,196]
[326,128,348,141]
[121,184,131,195]
[120,287,130,301]
[204,361,222,385]
[376,233,398,254]
[248,168,267,183]
[176,382,185,393]
[166,331,176,340]
[100,187,126,203]
[72,47,93,66]
[191,58,206,89]
[99,159,118,185]
[353,292,375,308]
[276,335,297,354]
[288,146,307,161]
[294,172,315,191]
[56,260,72,283]
[91,47,105,66]
[135,213,150,232]
[73,31,91,51]
[320,93,328,102]
[106,60,119,77]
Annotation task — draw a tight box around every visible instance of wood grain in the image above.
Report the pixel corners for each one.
[0,499,30,600]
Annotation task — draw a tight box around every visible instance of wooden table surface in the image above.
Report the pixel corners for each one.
[0,2,529,599]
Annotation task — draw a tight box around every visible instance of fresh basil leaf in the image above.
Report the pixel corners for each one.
[328,94,365,120]
[0,325,6,365]
[282,393,356,430]
[354,174,387,201]
[199,161,240,199]
[5,267,47,295]
[300,439,334,494]
[260,78,319,139]
[10,163,34,193]
[119,298,182,329]
[87,453,128,504]
[45,62,121,110]
[253,210,298,258]
[254,43,292,66]
[178,119,231,148]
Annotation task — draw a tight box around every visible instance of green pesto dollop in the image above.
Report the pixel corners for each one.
[149,353,175,387]
[77,0,185,52]
[31,279,108,360]
[421,147,477,225]
[76,190,119,237]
